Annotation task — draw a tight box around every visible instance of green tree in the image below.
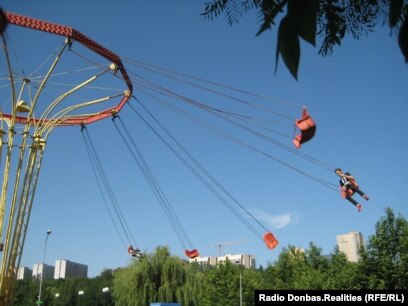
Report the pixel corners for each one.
[241,267,264,305]
[113,246,199,306]
[12,273,115,306]
[295,243,329,289]
[200,262,240,306]
[179,263,204,306]
[12,280,37,305]
[202,0,408,79]
[324,247,359,289]
[200,262,262,306]
[358,207,408,289]
[264,243,334,289]
[264,245,308,289]
[56,278,77,305]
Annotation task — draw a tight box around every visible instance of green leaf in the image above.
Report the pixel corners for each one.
[398,15,408,63]
[389,0,403,27]
[287,0,320,46]
[276,16,300,79]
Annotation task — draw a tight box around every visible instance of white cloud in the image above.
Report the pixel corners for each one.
[251,209,296,229]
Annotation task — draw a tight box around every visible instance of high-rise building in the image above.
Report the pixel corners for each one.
[17,267,32,280]
[336,231,364,262]
[54,260,88,279]
[32,263,55,280]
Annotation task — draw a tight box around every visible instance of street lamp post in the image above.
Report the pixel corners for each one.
[239,263,243,306]
[78,290,84,306]
[102,287,109,306]
[37,229,52,305]
[55,293,60,306]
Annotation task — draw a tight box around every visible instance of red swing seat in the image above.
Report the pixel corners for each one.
[340,179,359,198]
[293,108,316,149]
[185,249,199,259]
[263,232,279,250]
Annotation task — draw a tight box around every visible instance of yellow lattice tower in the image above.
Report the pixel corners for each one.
[0,11,132,305]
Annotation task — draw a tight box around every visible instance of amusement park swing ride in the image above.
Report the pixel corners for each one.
[0,10,342,305]
[0,11,133,304]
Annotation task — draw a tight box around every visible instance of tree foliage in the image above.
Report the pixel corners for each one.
[113,246,202,306]
[263,243,331,289]
[324,247,359,289]
[200,262,241,306]
[13,269,114,306]
[202,0,408,79]
[112,210,408,304]
[357,207,408,289]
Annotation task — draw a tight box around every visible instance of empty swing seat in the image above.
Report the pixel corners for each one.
[263,232,279,250]
[185,249,199,259]
[293,107,316,149]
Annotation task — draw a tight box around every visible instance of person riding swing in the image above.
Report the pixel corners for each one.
[335,168,369,212]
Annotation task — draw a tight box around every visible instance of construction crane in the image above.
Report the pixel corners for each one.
[215,239,249,256]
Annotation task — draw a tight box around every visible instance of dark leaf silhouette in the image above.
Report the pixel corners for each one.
[276,16,300,79]
[398,15,408,62]
[389,0,403,27]
[287,0,319,46]
[202,0,408,79]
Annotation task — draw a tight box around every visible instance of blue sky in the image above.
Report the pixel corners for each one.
[2,1,407,277]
